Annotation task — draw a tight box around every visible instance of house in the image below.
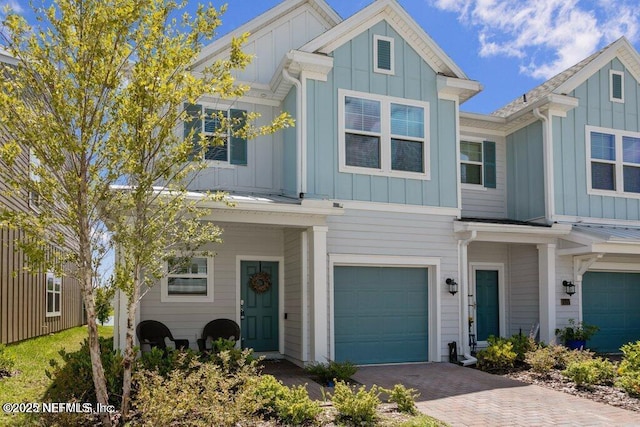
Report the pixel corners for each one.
[0,49,85,344]
[114,0,640,364]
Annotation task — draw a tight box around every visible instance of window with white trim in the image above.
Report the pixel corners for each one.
[587,126,640,194]
[373,35,394,75]
[161,255,214,302]
[610,70,624,103]
[46,272,61,317]
[339,89,429,179]
[461,141,483,185]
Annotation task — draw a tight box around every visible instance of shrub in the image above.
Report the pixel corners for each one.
[562,358,616,387]
[386,384,420,415]
[525,346,557,374]
[555,318,599,344]
[44,336,123,406]
[476,336,517,372]
[203,339,257,372]
[508,334,537,363]
[274,384,322,425]
[252,374,288,417]
[617,341,640,396]
[0,343,15,377]
[136,347,199,377]
[331,380,381,425]
[304,360,357,385]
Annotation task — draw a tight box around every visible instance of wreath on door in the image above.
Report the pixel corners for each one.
[249,271,272,294]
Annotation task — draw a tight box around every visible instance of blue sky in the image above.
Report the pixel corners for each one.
[4,0,640,114]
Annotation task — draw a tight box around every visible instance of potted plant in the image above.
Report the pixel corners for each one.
[555,319,599,350]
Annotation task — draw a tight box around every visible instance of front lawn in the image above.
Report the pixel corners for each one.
[0,325,113,426]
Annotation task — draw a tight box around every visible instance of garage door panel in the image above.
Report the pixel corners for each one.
[334,266,428,365]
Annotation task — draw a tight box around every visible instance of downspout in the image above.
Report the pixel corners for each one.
[282,68,303,197]
[458,230,477,366]
[533,108,554,223]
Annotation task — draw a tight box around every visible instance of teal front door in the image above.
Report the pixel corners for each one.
[476,270,499,341]
[241,261,279,352]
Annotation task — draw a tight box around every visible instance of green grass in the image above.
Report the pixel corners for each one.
[0,325,113,426]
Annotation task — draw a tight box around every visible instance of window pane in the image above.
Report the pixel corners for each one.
[624,166,640,193]
[591,162,616,190]
[591,132,615,161]
[461,141,482,162]
[391,139,423,172]
[169,257,208,275]
[623,136,640,164]
[168,278,208,295]
[47,276,54,291]
[345,97,380,133]
[54,294,61,312]
[204,136,228,161]
[461,163,482,184]
[346,133,380,168]
[47,294,54,313]
[390,104,424,138]
[204,109,222,133]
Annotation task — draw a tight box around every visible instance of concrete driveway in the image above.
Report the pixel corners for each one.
[352,363,640,427]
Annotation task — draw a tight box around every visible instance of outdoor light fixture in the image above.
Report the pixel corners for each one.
[563,280,576,296]
[446,278,458,295]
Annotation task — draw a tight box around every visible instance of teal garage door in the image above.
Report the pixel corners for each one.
[583,272,640,353]
[334,266,428,364]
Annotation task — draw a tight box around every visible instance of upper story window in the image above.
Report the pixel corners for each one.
[46,272,61,317]
[460,140,496,188]
[587,126,640,195]
[373,35,394,75]
[338,89,429,179]
[161,255,214,303]
[610,70,624,103]
[183,103,247,165]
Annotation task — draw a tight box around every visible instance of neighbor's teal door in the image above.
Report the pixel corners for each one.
[334,266,429,364]
[583,272,640,353]
[476,270,499,341]
[241,261,279,351]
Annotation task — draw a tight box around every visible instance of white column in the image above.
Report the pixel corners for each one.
[309,225,328,362]
[537,243,557,343]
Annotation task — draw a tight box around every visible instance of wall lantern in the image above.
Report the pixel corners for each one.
[446,278,458,295]
[562,280,576,296]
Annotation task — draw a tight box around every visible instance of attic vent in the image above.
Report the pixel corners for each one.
[610,70,624,103]
[374,35,394,75]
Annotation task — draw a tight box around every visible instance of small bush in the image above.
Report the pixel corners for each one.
[476,336,517,372]
[562,358,616,387]
[0,343,15,377]
[136,347,199,377]
[525,346,557,374]
[331,380,381,425]
[386,384,420,415]
[204,339,257,372]
[508,334,537,363]
[252,374,288,417]
[617,341,640,396]
[305,360,357,385]
[274,384,322,425]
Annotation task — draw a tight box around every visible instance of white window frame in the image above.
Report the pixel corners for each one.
[460,139,484,188]
[373,35,394,75]
[610,70,624,103]
[586,125,640,198]
[192,104,235,169]
[338,89,430,180]
[45,272,62,317]
[161,254,215,303]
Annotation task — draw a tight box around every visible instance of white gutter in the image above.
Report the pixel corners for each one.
[533,107,555,223]
[458,230,477,365]
[282,68,304,197]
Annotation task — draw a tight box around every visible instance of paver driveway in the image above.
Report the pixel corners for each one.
[352,363,640,427]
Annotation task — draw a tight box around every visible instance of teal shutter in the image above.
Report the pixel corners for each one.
[483,141,496,189]
[184,103,202,159]
[612,73,623,100]
[230,109,247,165]
[377,38,391,71]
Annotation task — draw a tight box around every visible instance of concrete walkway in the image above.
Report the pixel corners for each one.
[263,361,640,426]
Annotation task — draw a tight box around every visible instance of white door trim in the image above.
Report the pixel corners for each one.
[470,262,506,346]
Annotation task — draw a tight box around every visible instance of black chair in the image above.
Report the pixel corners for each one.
[197,319,241,352]
[136,320,189,352]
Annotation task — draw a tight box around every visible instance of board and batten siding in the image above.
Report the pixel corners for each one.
[553,58,640,220]
[461,136,507,218]
[305,20,458,208]
[139,225,286,349]
[187,102,284,194]
[282,88,298,197]
[507,121,545,221]
[326,208,459,361]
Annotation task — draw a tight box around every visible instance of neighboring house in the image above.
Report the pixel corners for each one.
[0,49,85,344]
[114,0,640,364]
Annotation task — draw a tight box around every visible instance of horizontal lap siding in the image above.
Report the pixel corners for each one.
[284,229,303,363]
[327,209,459,361]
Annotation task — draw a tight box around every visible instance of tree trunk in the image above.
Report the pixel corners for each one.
[120,272,141,417]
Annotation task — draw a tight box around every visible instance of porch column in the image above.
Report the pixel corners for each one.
[309,225,329,362]
[537,243,557,343]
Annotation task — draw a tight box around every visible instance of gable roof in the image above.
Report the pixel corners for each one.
[493,37,640,118]
[192,0,342,70]
[300,0,468,80]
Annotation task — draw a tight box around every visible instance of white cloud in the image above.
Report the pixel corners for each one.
[431,0,640,79]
